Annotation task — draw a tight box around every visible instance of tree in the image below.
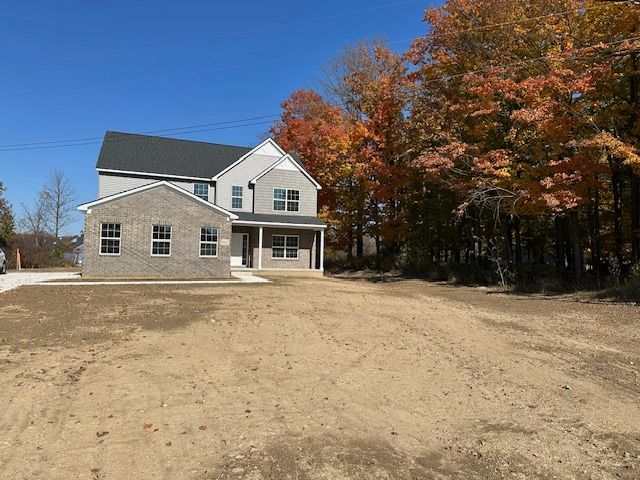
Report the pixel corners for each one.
[272,90,357,251]
[0,182,15,247]
[20,192,48,248]
[272,0,640,284]
[42,170,77,238]
[407,0,639,280]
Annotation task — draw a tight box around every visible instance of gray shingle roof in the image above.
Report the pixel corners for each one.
[233,212,325,226]
[96,131,252,179]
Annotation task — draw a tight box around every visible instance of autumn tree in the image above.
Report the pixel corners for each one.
[407,0,640,280]
[271,89,357,251]
[273,0,640,285]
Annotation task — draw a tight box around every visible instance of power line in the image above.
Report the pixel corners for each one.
[420,35,640,85]
[1,38,415,100]
[1,35,637,153]
[0,114,283,148]
[0,120,278,153]
[426,0,635,40]
[3,1,634,100]
[4,0,423,73]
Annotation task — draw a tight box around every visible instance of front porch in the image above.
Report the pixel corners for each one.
[230,222,325,272]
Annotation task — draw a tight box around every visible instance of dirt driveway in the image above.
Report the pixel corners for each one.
[0,276,638,479]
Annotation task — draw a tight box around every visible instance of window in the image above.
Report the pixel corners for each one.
[273,188,286,211]
[194,183,209,201]
[100,223,121,255]
[231,186,243,209]
[151,225,172,256]
[272,235,299,260]
[286,189,300,212]
[200,227,218,257]
[273,188,300,212]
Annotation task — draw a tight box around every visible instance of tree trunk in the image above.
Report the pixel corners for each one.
[555,215,566,274]
[356,222,364,258]
[589,184,602,275]
[514,216,522,264]
[631,51,639,263]
[504,218,514,265]
[570,210,583,281]
[610,156,624,264]
[632,173,640,263]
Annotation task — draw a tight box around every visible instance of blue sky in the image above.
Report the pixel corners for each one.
[1,0,436,235]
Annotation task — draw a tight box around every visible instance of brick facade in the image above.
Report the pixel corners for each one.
[82,185,232,278]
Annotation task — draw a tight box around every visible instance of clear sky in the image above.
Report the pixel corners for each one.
[1,0,437,235]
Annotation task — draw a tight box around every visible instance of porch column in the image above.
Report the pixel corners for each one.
[258,226,263,270]
[319,229,325,271]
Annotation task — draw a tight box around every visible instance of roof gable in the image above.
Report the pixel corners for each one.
[212,138,286,180]
[77,180,238,219]
[96,131,252,179]
[250,154,322,190]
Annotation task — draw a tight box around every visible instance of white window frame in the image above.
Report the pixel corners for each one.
[273,187,300,212]
[193,183,209,201]
[271,234,299,260]
[99,223,121,256]
[199,227,219,258]
[151,225,172,257]
[231,186,243,209]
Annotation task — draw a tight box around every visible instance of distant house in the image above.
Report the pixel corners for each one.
[77,132,326,278]
[62,234,84,265]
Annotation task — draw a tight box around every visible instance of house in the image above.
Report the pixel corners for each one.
[77,131,326,278]
[62,234,84,265]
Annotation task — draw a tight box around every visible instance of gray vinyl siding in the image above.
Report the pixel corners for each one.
[253,169,318,216]
[98,174,214,201]
[215,153,280,212]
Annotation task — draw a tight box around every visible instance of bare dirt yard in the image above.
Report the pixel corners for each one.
[0,275,638,479]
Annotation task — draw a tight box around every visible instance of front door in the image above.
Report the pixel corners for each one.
[231,233,249,267]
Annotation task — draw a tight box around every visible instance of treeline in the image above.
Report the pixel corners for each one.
[272,0,640,286]
[0,171,78,268]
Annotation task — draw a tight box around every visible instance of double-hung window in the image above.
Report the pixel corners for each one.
[151,225,172,256]
[100,223,121,255]
[200,227,218,257]
[272,235,299,259]
[194,183,209,201]
[231,186,243,209]
[273,188,300,212]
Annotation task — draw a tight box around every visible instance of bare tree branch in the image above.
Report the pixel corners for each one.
[42,170,77,238]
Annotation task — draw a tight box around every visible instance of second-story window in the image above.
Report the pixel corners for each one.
[273,188,300,212]
[194,183,209,201]
[231,186,243,209]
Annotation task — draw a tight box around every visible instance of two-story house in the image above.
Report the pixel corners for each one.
[77,131,326,278]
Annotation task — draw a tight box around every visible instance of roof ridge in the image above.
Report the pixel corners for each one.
[105,130,253,151]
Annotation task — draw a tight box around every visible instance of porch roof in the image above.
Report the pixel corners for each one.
[232,212,326,229]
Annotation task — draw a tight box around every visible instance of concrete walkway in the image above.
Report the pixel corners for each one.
[36,271,269,287]
[0,271,268,293]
